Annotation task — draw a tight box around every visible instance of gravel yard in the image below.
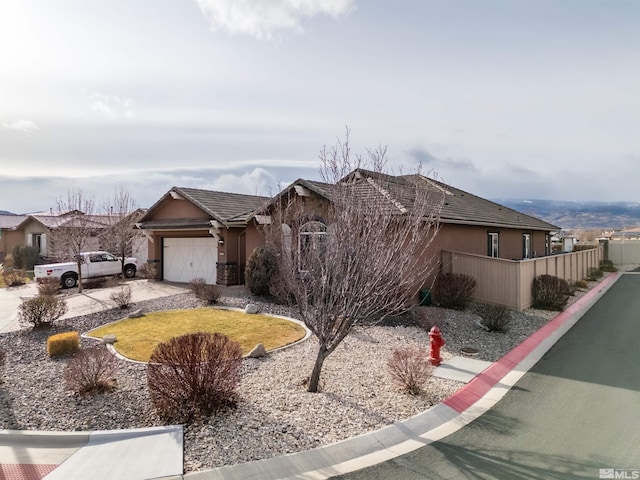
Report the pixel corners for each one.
[0,272,625,473]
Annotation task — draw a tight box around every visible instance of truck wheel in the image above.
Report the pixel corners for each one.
[124,264,137,278]
[61,273,78,289]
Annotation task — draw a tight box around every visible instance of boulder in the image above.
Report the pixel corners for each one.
[102,334,117,344]
[128,309,144,318]
[248,343,266,358]
[244,304,259,314]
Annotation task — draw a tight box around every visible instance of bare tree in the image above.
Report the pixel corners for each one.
[264,131,444,392]
[49,190,97,293]
[101,188,143,273]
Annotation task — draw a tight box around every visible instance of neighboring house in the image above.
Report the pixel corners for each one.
[0,215,29,261]
[0,209,148,264]
[609,227,640,241]
[135,187,268,285]
[138,170,560,292]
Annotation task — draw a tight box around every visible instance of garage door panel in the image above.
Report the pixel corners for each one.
[163,237,217,284]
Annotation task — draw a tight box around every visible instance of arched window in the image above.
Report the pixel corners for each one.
[298,221,328,272]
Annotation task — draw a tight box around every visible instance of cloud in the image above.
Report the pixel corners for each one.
[88,92,135,120]
[406,147,478,173]
[203,168,279,196]
[1,120,39,133]
[194,0,354,39]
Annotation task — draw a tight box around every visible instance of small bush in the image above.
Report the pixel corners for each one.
[245,246,278,296]
[64,346,119,395]
[586,268,604,281]
[19,294,68,328]
[12,245,41,270]
[47,331,80,357]
[414,306,443,331]
[433,273,477,310]
[574,279,589,290]
[37,277,60,296]
[2,253,15,269]
[2,268,27,287]
[189,278,223,304]
[110,285,132,309]
[387,347,431,395]
[476,304,512,332]
[532,275,571,311]
[147,332,242,422]
[139,262,159,280]
[599,259,617,272]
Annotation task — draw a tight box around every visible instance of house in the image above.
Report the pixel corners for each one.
[138,170,560,292]
[0,209,149,264]
[135,187,268,285]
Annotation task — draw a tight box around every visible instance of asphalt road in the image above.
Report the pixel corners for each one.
[332,274,640,480]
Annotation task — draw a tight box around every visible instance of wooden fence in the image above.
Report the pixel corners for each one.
[441,246,603,311]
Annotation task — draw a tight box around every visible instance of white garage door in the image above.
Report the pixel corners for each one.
[163,237,218,284]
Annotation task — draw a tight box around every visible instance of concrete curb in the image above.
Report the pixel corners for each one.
[173,273,620,480]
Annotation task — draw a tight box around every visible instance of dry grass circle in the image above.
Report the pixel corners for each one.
[87,308,307,362]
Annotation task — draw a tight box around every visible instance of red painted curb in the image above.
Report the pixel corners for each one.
[443,273,619,413]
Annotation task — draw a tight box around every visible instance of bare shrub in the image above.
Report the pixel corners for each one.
[2,269,27,287]
[433,273,477,310]
[532,275,571,311]
[19,294,68,329]
[245,246,278,296]
[189,278,223,304]
[139,262,159,280]
[475,304,512,332]
[387,347,431,395]
[37,277,61,296]
[599,259,617,272]
[147,332,242,422]
[47,331,80,357]
[110,285,132,309]
[414,306,444,331]
[64,346,119,395]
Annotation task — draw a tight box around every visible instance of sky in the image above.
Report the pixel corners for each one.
[1,0,639,214]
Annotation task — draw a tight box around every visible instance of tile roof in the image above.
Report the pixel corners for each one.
[0,215,28,229]
[138,187,269,227]
[277,169,559,231]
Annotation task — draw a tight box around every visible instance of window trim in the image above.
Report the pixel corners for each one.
[522,233,532,259]
[488,232,499,258]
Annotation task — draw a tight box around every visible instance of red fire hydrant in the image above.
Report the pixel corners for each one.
[429,326,445,366]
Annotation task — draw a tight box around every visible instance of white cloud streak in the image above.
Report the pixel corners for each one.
[194,0,354,39]
[88,92,135,120]
[1,120,39,133]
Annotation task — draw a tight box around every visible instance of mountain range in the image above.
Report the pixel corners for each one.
[494,199,640,231]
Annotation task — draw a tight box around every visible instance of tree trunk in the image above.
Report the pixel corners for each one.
[307,344,328,393]
[77,260,83,293]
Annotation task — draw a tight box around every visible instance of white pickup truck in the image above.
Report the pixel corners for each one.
[34,251,138,288]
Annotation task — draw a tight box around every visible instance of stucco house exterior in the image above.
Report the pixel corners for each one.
[138,170,560,292]
[135,187,268,285]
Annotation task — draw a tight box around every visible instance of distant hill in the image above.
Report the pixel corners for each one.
[0,210,17,216]
[493,199,640,230]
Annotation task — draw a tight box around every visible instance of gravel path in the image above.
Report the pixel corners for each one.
[0,273,623,473]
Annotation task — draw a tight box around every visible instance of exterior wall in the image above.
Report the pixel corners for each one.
[441,246,603,311]
[21,219,50,255]
[607,240,640,265]
[151,197,210,220]
[0,230,24,261]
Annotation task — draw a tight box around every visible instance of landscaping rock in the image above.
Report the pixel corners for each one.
[244,304,259,314]
[128,309,144,318]
[248,343,266,358]
[102,334,117,344]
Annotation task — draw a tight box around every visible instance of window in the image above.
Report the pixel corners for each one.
[29,233,46,255]
[298,221,328,272]
[545,234,550,256]
[522,233,531,259]
[487,232,499,258]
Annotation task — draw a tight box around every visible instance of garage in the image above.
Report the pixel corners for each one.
[162,237,218,284]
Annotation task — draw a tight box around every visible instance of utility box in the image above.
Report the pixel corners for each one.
[419,289,432,306]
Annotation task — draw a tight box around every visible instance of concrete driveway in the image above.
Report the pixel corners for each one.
[0,279,189,333]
